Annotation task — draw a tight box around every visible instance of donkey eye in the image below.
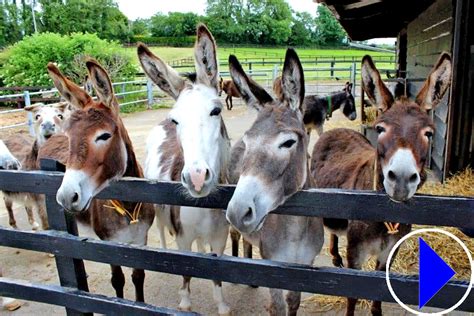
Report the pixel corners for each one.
[171,119,179,125]
[210,107,221,116]
[425,131,433,138]
[96,133,112,142]
[35,114,41,120]
[375,125,386,134]
[279,139,296,149]
[57,114,64,120]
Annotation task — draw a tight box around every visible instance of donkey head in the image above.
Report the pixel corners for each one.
[226,49,307,234]
[341,82,356,120]
[361,53,452,202]
[48,60,130,212]
[25,102,68,145]
[138,24,229,198]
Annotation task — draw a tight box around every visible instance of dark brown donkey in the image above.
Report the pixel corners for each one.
[219,78,241,110]
[38,60,155,302]
[310,53,452,316]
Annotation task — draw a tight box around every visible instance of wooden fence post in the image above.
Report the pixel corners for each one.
[24,90,35,136]
[40,159,91,316]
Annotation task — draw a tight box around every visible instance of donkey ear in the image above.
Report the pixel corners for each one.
[361,55,394,112]
[194,24,219,92]
[229,54,273,111]
[47,63,92,109]
[415,52,452,111]
[24,103,43,113]
[137,43,185,100]
[280,49,305,112]
[53,102,68,113]
[85,59,117,113]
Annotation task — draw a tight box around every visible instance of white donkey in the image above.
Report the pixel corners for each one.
[3,103,69,230]
[138,24,231,315]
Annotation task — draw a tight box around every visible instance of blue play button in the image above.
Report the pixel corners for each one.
[419,237,456,309]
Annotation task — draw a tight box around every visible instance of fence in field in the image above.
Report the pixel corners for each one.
[0,79,157,134]
[0,159,473,315]
[0,55,397,134]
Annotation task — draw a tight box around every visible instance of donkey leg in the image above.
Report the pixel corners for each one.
[210,233,231,315]
[230,227,240,257]
[229,97,233,110]
[226,96,231,110]
[243,239,258,288]
[370,260,386,316]
[176,238,193,311]
[267,288,285,316]
[25,206,39,231]
[110,265,125,299]
[329,234,344,267]
[4,198,17,229]
[286,291,302,316]
[132,268,145,302]
[37,202,49,230]
[345,244,363,316]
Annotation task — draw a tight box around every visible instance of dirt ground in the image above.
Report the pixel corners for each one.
[0,99,463,315]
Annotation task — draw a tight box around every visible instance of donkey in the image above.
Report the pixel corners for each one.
[219,78,241,110]
[226,49,324,316]
[274,77,356,136]
[3,103,69,230]
[138,24,231,315]
[39,60,155,302]
[0,140,20,170]
[310,53,452,316]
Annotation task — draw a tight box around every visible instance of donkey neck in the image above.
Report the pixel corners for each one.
[326,91,348,114]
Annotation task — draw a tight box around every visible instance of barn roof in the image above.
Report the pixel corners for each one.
[315,0,435,40]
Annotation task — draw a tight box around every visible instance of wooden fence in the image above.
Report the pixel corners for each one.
[0,159,473,315]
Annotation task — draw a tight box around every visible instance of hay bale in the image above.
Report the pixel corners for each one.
[363,107,378,124]
[303,168,473,312]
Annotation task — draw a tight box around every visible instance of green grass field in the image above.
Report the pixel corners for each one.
[125,46,395,84]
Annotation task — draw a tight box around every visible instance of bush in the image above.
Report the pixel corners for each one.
[0,32,136,87]
[130,35,195,47]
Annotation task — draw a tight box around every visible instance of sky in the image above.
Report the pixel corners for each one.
[116,0,395,44]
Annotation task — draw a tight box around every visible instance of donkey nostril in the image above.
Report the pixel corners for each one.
[243,207,253,222]
[409,173,418,183]
[72,192,79,204]
[205,169,210,181]
[388,170,396,181]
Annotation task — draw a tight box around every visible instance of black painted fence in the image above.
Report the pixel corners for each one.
[0,161,473,315]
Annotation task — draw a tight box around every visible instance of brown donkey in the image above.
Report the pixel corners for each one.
[219,78,241,110]
[310,53,452,316]
[226,49,324,315]
[39,60,155,302]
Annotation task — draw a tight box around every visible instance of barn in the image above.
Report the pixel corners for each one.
[316,0,473,181]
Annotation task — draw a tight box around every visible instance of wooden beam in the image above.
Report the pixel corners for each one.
[0,278,193,315]
[0,228,472,311]
[0,169,472,229]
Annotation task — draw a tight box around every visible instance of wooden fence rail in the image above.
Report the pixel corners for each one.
[0,162,473,315]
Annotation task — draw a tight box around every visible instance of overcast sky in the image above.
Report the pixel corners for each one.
[116,0,395,44]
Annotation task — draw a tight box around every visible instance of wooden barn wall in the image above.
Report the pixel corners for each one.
[406,0,453,180]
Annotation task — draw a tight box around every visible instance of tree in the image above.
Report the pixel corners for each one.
[314,5,346,45]
[131,18,149,37]
[289,12,315,46]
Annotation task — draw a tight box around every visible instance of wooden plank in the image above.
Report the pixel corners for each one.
[0,169,473,229]
[0,228,472,312]
[0,277,192,315]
